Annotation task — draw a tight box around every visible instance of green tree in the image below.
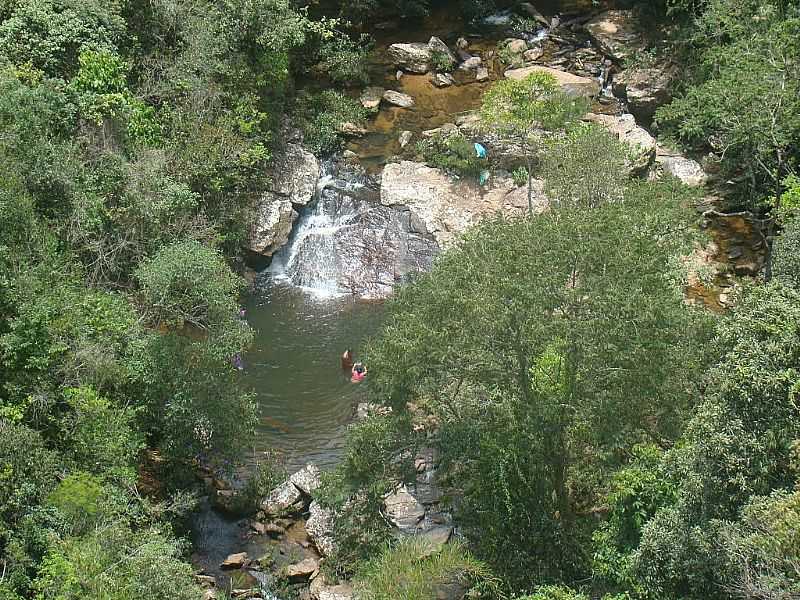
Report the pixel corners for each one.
[480,72,588,215]
[366,179,709,588]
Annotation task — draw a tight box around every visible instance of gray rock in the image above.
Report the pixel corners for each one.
[613,66,676,121]
[433,581,468,600]
[655,149,708,187]
[584,113,656,174]
[383,485,425,532]
[505,65,600,98]
[417,526,453,557]
[248,196,297,257]
[261,480,304,516]
[337,122,367,137]
[506,38,528,54]
[460,56,482,70]
[318,585,354,600]
[383,90,415,108]
[290,463,322,496]
[388,42,432,73]
[584,10,645,62]
[456,37,469,50]
[359,86,385,110]
[270,144,320,206]
[399,131,413,148]
[476,66,490,82]
[428,36,457,67]
[306,501,336,557]
[432,72,456,88]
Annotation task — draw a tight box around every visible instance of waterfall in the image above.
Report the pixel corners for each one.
[269,162,366,298]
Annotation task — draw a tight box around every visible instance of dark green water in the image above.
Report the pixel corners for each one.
[243,274,385,471]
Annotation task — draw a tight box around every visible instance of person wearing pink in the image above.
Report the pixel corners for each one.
[351,362,367,383]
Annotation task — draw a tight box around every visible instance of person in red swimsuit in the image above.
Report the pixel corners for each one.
[351,362,367,383]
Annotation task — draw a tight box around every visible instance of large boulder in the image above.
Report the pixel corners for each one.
[306,501,336,557]
[584,113,656,174]
[383,485,426,532]
[612,65,676,121]
[290,463,322,496]
[261,480,304,517]
[428,36,457,66]
[248,197,297,257]
[271,143,320,206]
[388,42,433,73]
[380,161,548,247]
[504,65,601,98]
[247,142,319,257]
[584,10,645,62]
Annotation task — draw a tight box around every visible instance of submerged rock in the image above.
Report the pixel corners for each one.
[504,65,600,98]
[585,10,645,62]
[399,130,413,148]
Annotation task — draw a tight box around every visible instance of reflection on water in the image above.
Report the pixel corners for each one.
[242,276,385,471]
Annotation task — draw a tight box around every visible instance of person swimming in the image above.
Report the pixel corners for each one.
[351,362,367,383]
[341,348,354,371]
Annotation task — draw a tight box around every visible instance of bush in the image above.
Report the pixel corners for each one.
[417,133,486,178]
[511,166,528,187]
[46,472,108,535]
[354,538,501,600]
[430,48,455,72]
[294,90,369,154]
[317,33,373,85]
[238,451,287,513]
[134,239,243,331]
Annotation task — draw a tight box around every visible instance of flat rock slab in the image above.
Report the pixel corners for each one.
[655,149,708,187]
[220,552,248,569]
[381,161,548,248]
[383,484,425,532]
[505,65,600,98]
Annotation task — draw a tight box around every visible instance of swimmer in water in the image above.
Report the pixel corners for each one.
[351,362,367,383]
[341,348,354,371]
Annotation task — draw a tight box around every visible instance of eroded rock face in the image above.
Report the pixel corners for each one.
[388,42,432,73]
[381,161,548,247]
[505,65,601,98]
[247,143,319,257]
[585,10,645,62]
[584,113,656,174]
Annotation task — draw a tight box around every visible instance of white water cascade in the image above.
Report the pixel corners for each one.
[269,162,368,297]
